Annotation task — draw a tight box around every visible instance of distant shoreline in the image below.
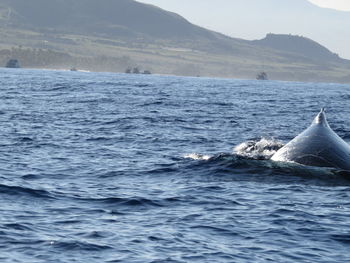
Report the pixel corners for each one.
[2,66,349,86]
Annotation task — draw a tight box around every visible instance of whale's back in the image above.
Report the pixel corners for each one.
[271,110,350,170]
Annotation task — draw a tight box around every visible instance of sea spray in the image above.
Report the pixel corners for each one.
[234,138,284,160]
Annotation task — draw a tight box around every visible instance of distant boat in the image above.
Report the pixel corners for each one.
[70,67,78,71]
[6,59,20,68]
[132,67,140,74]
[142,70,151,75]
[256,72,268,80]
[125,67,151,75]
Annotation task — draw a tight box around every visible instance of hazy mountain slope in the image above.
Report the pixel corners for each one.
[138,0,350,59]
[0,0,343,61]
[0,0,259,56]
[252,34,341,63]
[0,0,217,39]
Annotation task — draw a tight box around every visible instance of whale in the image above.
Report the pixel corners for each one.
[271,109,350,170]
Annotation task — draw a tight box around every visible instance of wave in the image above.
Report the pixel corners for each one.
[4,223,34,231]
[77,196,184,209]
[331,234,350,244]
[50,240,113,251]
[0,183,54,199]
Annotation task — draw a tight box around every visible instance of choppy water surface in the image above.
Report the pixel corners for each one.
[1,68,350,263]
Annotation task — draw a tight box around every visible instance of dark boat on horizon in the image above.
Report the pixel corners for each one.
[256,71,268,80]
[5,59,20,68]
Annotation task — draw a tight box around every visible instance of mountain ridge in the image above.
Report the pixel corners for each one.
[253,33,341,63]
[137,0,350,59]
[1,0,218,39]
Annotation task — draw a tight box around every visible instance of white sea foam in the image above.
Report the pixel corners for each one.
[183,153,212,161]
[234,138,284,160]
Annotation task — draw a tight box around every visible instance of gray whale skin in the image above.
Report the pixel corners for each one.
[271,109,350,170]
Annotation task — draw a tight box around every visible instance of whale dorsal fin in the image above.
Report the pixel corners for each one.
[312,108,330,127]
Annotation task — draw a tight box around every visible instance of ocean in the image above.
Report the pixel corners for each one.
[1,68,350,263]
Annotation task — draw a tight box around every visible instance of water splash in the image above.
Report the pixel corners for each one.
[183,153,212,161]
[184,138,283,162]
[234,137,284,160]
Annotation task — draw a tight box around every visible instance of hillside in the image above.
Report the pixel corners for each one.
[0,0,217,40]
[0,0,350,83]
[137,0,350,60]
[0,0,255,55]
[252,34,341,63]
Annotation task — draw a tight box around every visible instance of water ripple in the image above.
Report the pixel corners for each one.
[1,69,350,263]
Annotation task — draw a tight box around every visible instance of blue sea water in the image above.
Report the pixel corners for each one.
[1,68,350,263]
